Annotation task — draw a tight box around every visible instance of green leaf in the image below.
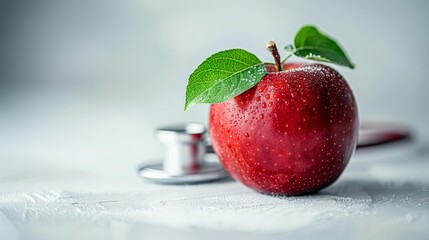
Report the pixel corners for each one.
[184,49,266,111]
[286,25,355,69]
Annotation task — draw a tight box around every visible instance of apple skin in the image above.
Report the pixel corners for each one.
[209,63,358,195]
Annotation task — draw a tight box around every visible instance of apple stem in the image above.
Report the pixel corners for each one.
[266,41,282,72]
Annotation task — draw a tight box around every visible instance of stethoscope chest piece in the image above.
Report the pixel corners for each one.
[138,123,228,184]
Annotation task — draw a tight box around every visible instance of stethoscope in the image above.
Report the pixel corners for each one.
[138,120,411,184]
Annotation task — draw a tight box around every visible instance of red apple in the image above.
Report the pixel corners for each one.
[209,62,358,195]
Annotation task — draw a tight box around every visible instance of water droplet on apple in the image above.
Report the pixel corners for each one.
[262,102,267,108]
[259,114,264,120]
[265,94,270,100]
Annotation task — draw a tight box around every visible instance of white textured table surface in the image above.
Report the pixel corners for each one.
[1,138,428,240]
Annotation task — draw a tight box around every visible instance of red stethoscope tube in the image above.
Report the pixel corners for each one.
[356,121,411,149]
